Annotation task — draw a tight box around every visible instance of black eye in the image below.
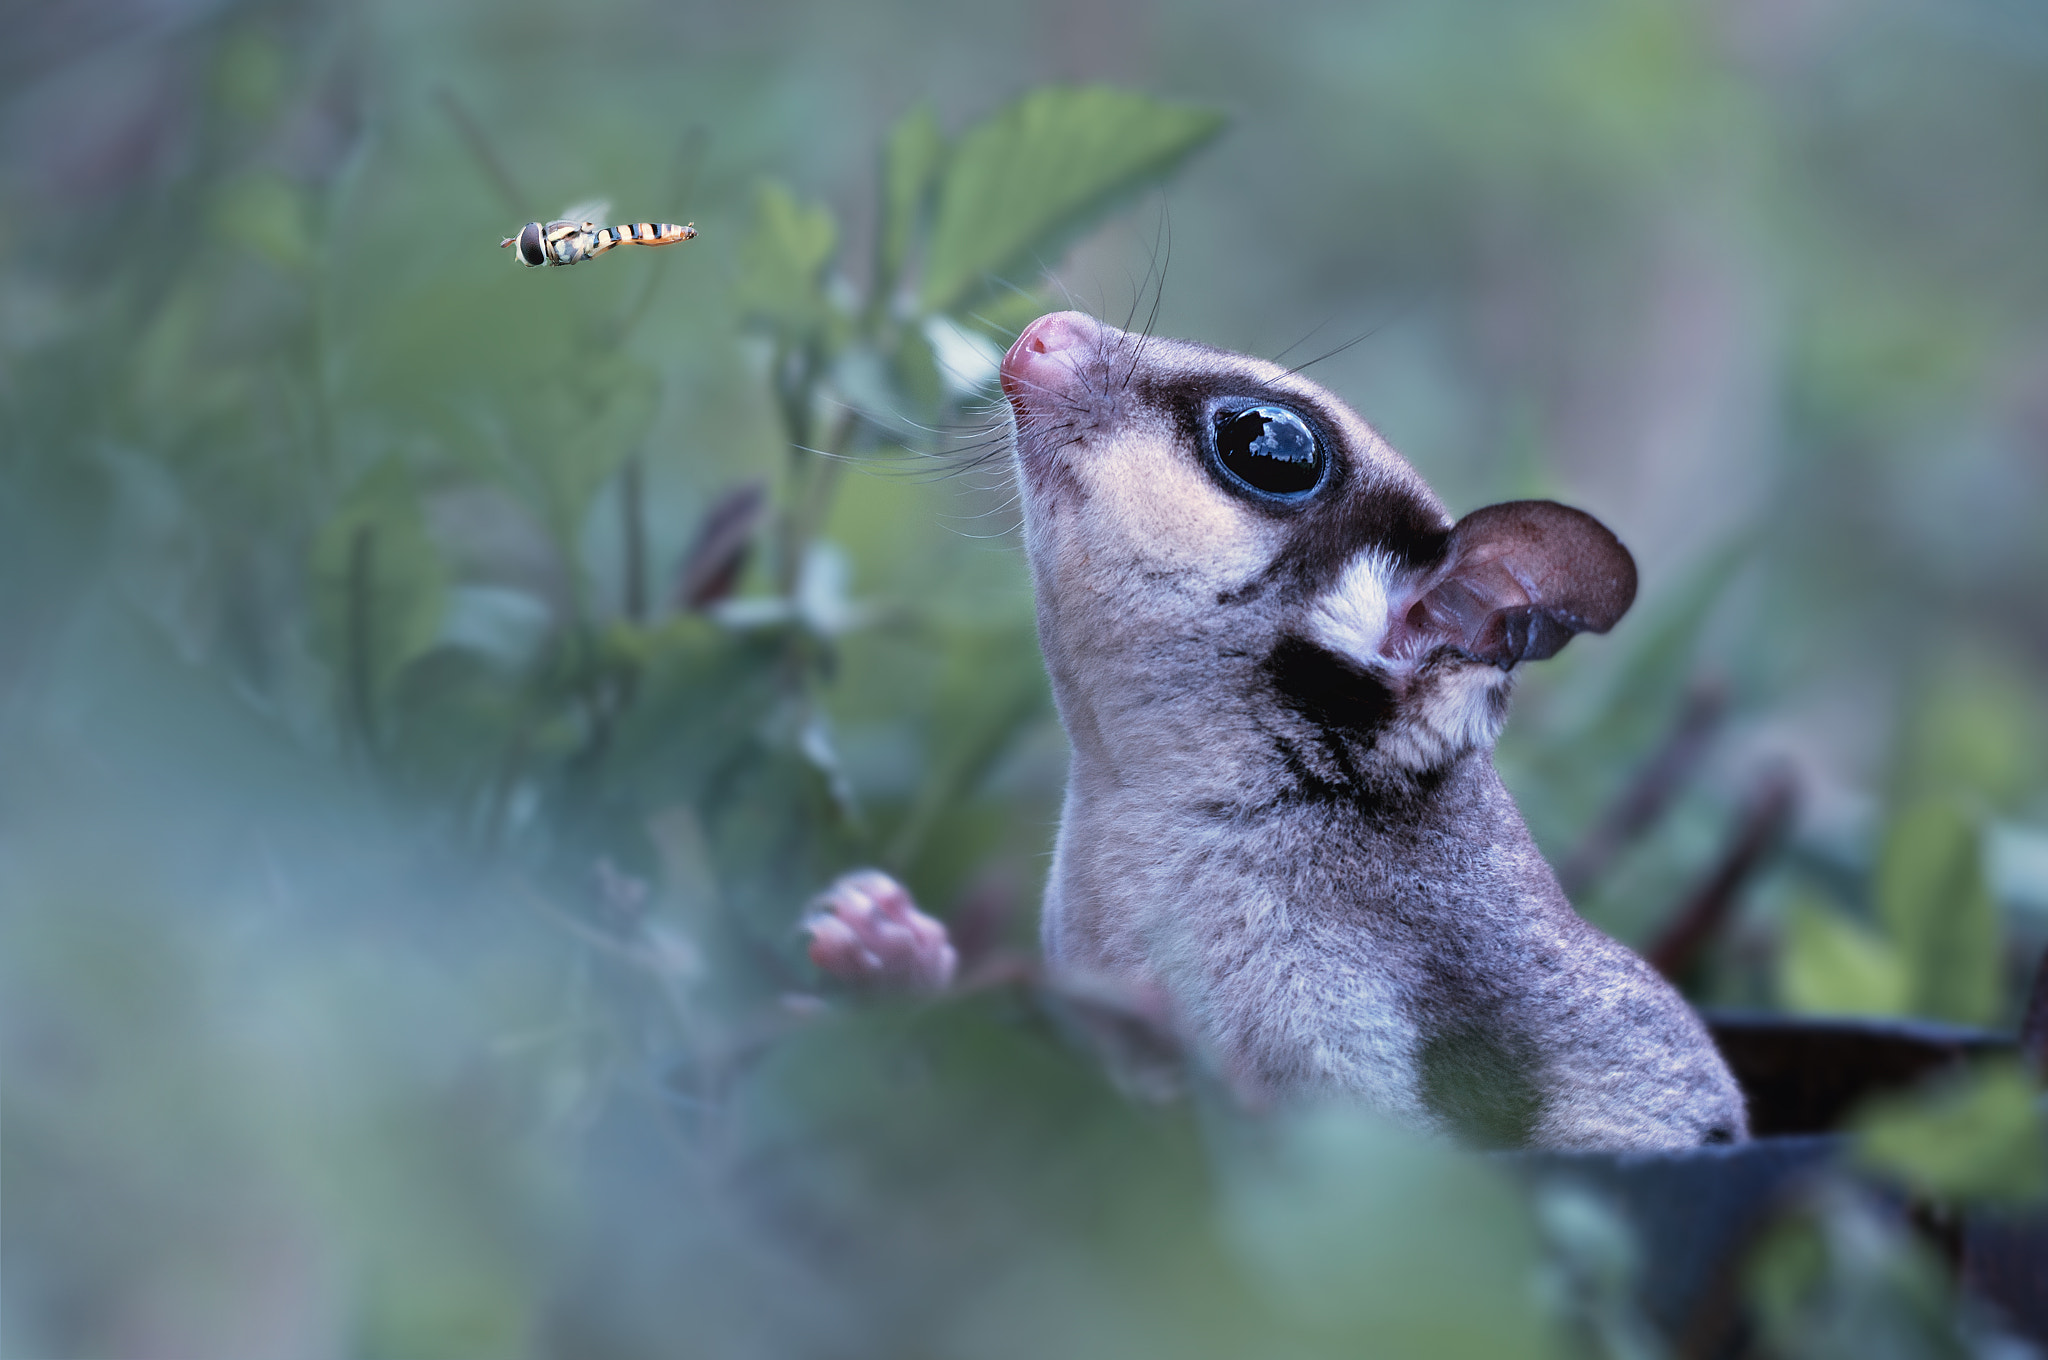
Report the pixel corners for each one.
[1209,405,1327,500]
[518,222,546,266]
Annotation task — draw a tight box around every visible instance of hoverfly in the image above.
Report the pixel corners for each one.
[501,201,697,268]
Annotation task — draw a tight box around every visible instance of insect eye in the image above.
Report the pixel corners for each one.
[517,222,546,267]
[1208,405,1327,501]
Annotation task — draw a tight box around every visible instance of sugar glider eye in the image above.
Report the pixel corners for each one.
[1208,405,1327,501]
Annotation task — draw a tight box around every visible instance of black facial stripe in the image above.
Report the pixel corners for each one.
[1263,635,1394,741]
[1263,480,1451,599]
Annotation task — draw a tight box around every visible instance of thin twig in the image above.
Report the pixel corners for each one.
[774,403,855,596]
[435,87,531,219]
[1645,764,1799,980]
[2017,947,2048,1080]
[1558,677,1728,899]
[793,411,854,552]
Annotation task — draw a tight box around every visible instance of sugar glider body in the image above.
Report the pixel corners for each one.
[812,311,1747,1151]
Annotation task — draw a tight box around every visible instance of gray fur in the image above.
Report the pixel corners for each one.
[1004,311,1747,1151]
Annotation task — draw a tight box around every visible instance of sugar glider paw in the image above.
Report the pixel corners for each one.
[803,870,957,992]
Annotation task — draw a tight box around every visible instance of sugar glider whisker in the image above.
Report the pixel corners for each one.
[807,310,1747,1152]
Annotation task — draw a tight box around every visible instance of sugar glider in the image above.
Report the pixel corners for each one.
[807,310,1748,1151]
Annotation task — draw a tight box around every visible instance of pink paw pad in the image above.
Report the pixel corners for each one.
[803,870,958,993]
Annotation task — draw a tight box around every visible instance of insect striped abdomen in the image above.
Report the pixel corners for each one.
[506,216,695,265]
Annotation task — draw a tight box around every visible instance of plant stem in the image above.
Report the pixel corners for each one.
[1558,678,1727,900]
[622,453,647,622]
[773,406,857,597]
[345,523,377,753]
[434,87,532,219]
[1644,765,1799,981]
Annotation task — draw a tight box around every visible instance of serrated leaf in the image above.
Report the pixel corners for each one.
[919,86,1224,315]
[735,181,838,333]
[877,103,946,297]
[1778,893,1910,1017]
[1877,795,2000,1026]
[1855,1060,2048,1204]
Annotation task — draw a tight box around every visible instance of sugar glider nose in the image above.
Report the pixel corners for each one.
[1002,310,1104,404]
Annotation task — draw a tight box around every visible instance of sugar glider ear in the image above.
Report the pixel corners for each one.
[1396,500,1636,670]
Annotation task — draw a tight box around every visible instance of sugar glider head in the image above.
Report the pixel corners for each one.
[1000,311,1636,779]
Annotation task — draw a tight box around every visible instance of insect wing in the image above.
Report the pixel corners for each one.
[557,199,611,229]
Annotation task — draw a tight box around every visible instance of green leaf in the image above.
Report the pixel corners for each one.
[1744,1185,1963,1357]
[1222,1107,1555,1356]
[311,460,450,734]
[735,181,839,333]
[877,103,947,298]
[919,86,1225,315]
[1877,795,2000,1026]
[1897,656,2047,814]
[1854,1060,2048,1205]
[1778,893,1910,1017]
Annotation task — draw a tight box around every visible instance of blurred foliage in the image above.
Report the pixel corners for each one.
[717,1000,1562,1359]
[1745,1185,1988,1360]
[1854,1059,2048,1207]
[5,0,2048,1356]
[1532,1184,1668,1360]
[1778,682,2013,1025]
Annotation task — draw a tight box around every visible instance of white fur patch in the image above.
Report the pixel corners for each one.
[1307,551,1397,665]
[1377,667,1513,771]
[1310,548,1515,772]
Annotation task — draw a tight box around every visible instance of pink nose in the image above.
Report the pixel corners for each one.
[1001,311,1103,402]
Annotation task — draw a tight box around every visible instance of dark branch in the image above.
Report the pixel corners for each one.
[1644,764,1799,981]
[1558,677,1728,899]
